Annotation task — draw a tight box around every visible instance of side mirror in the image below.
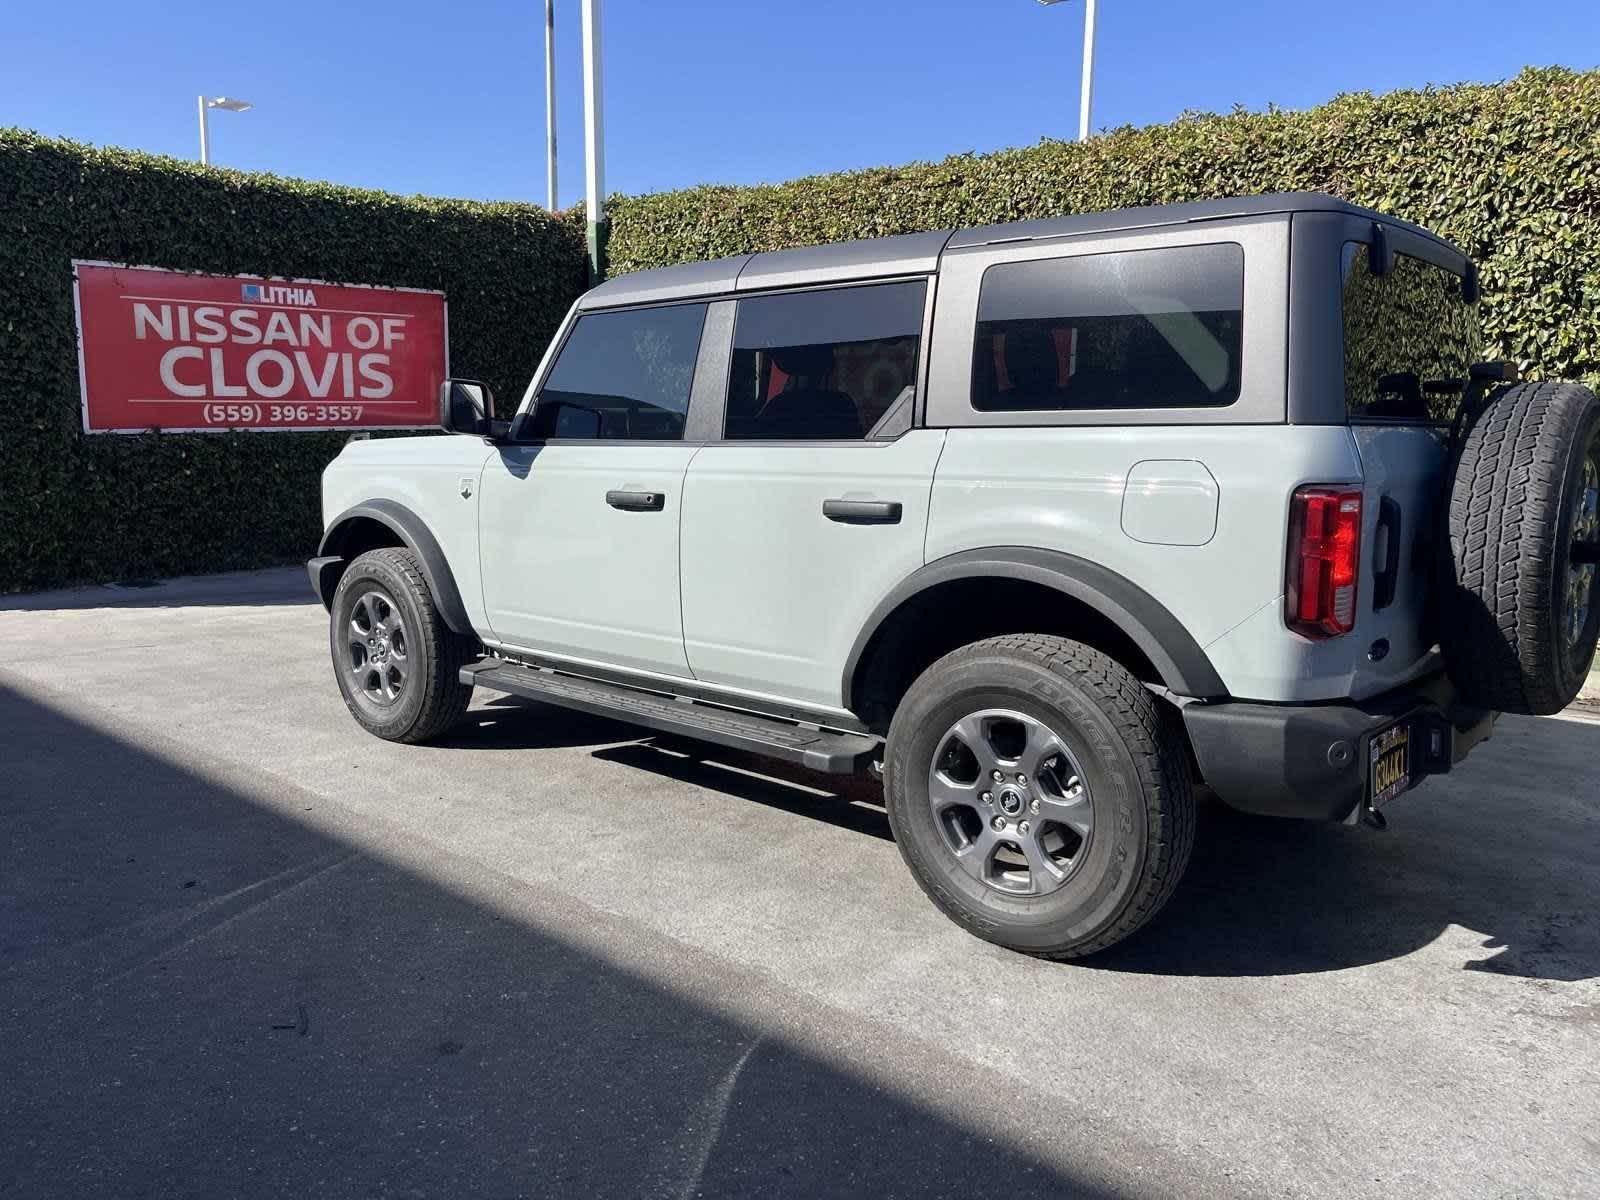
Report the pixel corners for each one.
[440,378,493,435]
[440,379,512,440]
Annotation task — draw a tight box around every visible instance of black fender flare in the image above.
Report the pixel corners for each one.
[314,500,472,634]
[842,547,1230,704]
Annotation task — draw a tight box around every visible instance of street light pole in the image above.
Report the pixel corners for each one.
[545,0,558,211]
[581,0,607,282]
[1077,0,1097,142]
[196,96,253,166]
[1037,0,1098,142]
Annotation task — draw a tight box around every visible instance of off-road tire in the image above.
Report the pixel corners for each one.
[1440,381,1600,714]
[330,547,475,743]
[883,634,1195,960]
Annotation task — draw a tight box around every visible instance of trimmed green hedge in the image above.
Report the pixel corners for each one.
[0,130,586,592]
[8,68,1599,591]
[609,66,1600,391]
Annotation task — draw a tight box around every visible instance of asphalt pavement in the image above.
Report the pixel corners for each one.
[2,568,1598,1199]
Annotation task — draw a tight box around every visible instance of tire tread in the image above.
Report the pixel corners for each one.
[1441,381,1599,714]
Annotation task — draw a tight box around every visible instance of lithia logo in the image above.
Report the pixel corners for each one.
[241,282,319,307]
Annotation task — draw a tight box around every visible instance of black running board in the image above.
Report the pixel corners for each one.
[462,659,880,774]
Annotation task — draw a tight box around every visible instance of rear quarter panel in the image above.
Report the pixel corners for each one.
[926,425,1377,701]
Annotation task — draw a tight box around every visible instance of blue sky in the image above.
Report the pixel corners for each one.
[3,1,1595,207]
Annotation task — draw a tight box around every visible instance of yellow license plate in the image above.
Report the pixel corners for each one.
[1369,722,1412,807]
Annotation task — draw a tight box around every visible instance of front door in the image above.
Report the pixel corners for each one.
[679,279,941,713]
[478,300,708,677]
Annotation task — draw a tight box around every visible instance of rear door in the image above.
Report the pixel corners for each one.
[1338,230,1483,695]
[478,300,708,677]
[679,279,943,714]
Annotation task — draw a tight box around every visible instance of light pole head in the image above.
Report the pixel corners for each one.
[206,97,253,113]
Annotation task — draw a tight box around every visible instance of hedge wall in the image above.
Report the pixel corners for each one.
[608,66,1600,391]
[7,68,1598,592]
[0,130,586,592]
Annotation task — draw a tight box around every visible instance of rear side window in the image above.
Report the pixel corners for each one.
[528,302,707,440]
[972,243,1244,412]
[726,280,926,440]
[1342,243,1481,424]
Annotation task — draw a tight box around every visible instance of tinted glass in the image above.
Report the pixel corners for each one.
[1342,243,1481,424]
[727,281,926,440]
[972,244,1244,411]
[528,302,707,440]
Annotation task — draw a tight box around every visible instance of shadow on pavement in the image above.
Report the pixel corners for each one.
[1091,715,1600,981]
[451,696,895,840]
[597,739,898,843]
[0,683,1115,1200]
[435,692,655,753]
[0,567,313,612]
[476,700,1600,984]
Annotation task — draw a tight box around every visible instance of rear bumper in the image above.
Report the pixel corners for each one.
[1181,671,1496,822]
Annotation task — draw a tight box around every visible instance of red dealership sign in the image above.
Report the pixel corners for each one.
[71,261,448,433]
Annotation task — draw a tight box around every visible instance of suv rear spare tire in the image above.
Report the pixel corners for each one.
[1440,380,1600,714]
[883,634,1195,959]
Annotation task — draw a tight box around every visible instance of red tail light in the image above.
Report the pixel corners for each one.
[1286,488,1363,639]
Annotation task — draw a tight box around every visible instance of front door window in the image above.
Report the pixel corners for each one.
[525,302,708,440]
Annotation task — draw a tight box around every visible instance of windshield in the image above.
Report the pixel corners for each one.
[1342,242,1481,424]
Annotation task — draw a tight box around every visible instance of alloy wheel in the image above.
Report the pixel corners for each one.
[347,589,409,706]
[927,708,1094,896]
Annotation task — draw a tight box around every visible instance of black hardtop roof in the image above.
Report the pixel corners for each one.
[577,192,1459,310]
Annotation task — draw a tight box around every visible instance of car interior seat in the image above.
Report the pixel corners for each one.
[755,345,863,438]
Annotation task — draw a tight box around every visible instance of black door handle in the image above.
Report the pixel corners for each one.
[823,498,902,525]
[606,490,665,512]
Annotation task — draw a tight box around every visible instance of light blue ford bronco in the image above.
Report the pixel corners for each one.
[310,194,1600,958]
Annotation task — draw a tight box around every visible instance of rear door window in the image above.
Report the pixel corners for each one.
[971,243,1244,412]
[726,280,927,440]
[526,301,707,440]
[1342,243,1481,424]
